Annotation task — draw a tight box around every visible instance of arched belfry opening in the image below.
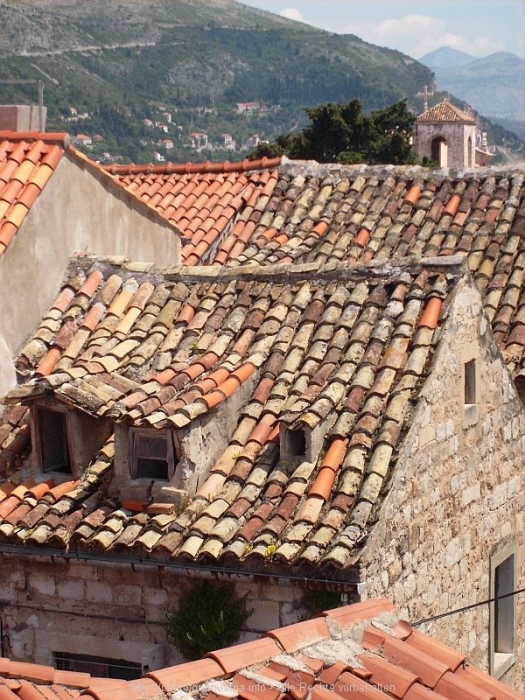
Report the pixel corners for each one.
[431,136,448,167]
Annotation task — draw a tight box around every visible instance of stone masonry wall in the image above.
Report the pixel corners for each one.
[414,122,476,168]
[359,275,525,690]
[0,554,306,670]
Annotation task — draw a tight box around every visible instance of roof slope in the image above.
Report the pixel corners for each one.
[1,253,462,572]
[0,131,67,254]
[104,157,282,265]
[415,101,476,123]
[106,161,525,378]
[0,599,521,700]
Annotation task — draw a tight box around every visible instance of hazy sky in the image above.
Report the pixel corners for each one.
[239,0,525,60]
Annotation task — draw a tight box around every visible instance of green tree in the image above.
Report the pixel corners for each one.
[250,98,417,165]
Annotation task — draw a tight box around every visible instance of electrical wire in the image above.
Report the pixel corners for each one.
[413,586,525,626]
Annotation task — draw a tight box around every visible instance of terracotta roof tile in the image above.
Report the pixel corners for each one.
[1,599,518,698]
[416,101,475,123]
[0,133,66,255]
[3,159,525,578]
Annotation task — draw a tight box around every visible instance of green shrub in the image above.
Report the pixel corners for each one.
[165,580,250,660]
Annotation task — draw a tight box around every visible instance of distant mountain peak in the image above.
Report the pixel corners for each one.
[419,46,476,69]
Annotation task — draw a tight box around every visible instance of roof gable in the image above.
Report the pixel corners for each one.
[416,101,476,123]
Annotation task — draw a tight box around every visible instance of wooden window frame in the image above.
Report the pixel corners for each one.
[129,428,180,482]
[34,405,73,475]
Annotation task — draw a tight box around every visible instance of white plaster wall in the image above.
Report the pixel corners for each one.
[0,153,180,397]
[359,275,525,690]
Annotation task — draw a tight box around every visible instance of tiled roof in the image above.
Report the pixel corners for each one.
[0,656,123,698]
[108,160,525,379]
[0,253,460,571]
[0,131,67,254]
[104,157,282,265]
[1,599,521,700]
[416,101,476,123]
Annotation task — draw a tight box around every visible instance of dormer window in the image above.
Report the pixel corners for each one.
[130,429,180,481]
[31,400,113,478]
[38,408,72,474]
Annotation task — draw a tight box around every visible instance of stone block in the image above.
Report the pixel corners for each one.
[112,583,142,607]
[30,575,56,597]
[68,563,99,581]
[419,425,436,447]
[145,587,170,607]
[461,483,480,507]
[280,601,303,626]
[444,537,462,568]
[86,580,113,604]
[58,579,85,601]
[246,599,280,631]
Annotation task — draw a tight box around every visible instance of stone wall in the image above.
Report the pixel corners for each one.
[359,274,525,690]
[414,122,477,168]
[0,554,306,670]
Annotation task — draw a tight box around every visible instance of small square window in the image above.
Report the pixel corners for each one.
[38,409,71,474]
[130,430,178,481]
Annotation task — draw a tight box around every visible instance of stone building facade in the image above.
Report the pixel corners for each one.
[0,264,523,691]
[360,275,525,689]
[413,101,477,168]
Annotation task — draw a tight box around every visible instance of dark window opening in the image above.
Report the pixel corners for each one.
[495,554,515,654]
[39,409,71,473]
[133,432,173,481]
[288,429,306,457]
[53,652,141,680]
[464,359,477,405]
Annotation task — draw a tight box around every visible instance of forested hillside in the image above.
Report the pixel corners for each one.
[0,0,521,163]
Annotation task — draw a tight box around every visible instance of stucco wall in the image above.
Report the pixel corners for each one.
[359,275,525,690]
[0,153,180,396]
[0,554,306,669]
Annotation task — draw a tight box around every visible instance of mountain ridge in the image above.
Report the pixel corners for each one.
[419,45,525,123]
[0,5,522,163]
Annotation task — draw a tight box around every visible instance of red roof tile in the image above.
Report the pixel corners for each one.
[0,254,462,569]
[0,132,66,255]
[103,157,281,265]
[0,599,520,699]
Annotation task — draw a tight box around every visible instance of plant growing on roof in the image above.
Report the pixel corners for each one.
[165,580,250,660]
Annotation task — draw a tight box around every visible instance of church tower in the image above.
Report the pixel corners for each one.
[414,101,477,168]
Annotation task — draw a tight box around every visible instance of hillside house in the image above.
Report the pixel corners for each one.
[221,133,235,149]
[0,131,181,396]
[0,599,521,700]
[188,132,208,149]
[74,134,92,147]
[0,248,523,689]
[236,102,260,115]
